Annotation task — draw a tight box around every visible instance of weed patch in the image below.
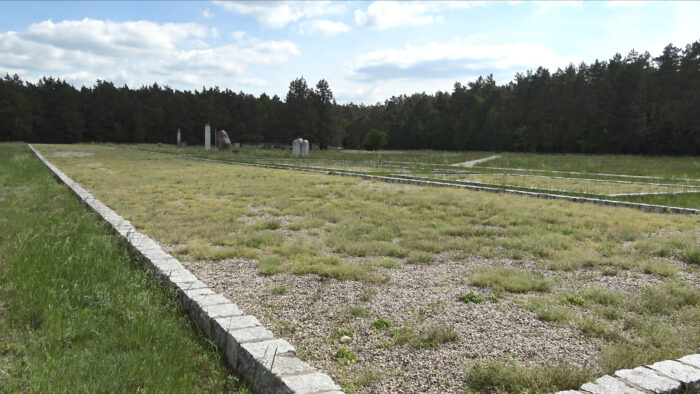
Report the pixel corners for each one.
[466,359,592,393]
[470,267,552,293]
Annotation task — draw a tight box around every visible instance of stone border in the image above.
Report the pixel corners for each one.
[28,144,342,394]
[556,353,700,394]
[114,146,700,215]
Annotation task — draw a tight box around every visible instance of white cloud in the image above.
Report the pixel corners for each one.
[297,19,350,38]
[534,1,583,14]
[348,37,581,82]
[354,1,483,30]
[214,1,345,29]
[604,1,647,7]
[239,77,267,87]
[0,18,299,89]
[202,9,214,18]
[22,18,213,57]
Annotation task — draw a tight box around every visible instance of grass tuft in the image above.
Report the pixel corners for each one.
[470,267,552,293]
[466,359,592,393]
[370,318,393,331]
[459,291,484,304]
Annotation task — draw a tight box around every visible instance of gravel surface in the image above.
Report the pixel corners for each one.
[180,253,604,393]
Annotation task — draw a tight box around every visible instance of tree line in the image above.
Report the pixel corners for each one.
[0,41,698,155]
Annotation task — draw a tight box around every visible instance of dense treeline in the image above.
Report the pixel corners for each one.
[1,41,698,154]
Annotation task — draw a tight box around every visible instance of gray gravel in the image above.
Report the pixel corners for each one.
[181,254,602,393]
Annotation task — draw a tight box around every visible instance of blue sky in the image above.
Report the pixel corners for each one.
[0,1,698,103]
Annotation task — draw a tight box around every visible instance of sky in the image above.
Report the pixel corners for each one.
[0,1,698,104]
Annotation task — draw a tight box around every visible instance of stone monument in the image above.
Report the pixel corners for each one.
[293,138,303,156]
[217,130,232,151]
[204,124,211,150]
[301,139,309,156]
[177,128,181,147]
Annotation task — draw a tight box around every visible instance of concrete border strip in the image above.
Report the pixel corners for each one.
[556,351,700,394]
[113,146,700,215]
[28,144,342,394]
[451,154,501,167]
[472,164,700,183]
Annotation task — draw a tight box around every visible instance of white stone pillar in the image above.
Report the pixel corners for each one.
[205,124,211,150]
[177,128,181,147]
[301,139,309,156]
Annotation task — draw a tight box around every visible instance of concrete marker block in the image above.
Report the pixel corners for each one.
[648,360,700,389]
[280,372,341,394]
[236,339,296,384]
[580,375,644,394]
[678,354,700,369]
[253,356,317,394]
[615,367,682,393]
[212,324,275,348]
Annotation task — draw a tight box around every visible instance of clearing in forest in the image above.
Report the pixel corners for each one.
[35,144,700,393]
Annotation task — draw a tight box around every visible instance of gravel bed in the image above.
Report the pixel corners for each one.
[180,254,602,393]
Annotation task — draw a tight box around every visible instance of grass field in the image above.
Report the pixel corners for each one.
[482,153,700,179]
[33,143,700,393]
[0,143,247,392]
[115,144,700,209]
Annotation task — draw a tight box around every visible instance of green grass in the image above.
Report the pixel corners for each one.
[370,318,393,331]
[122,143,700,209]
[0,143,246,392]
[32,143,700,392]
[483,152,700,179]
[37,144,699,284]
[334,345,357,365]
[466,359,592,393]
[470,267,552,293]
[458,291,484,304]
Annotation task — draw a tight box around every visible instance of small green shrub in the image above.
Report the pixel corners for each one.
[254,219,281,230]
[362,129,388,151]
[459,291,484,304]
[413,325,459,349]
[334,346,357,365]
[406,251,433,265]
[392,326,416,346]
[371,318,393,331]
[562,294,586,306]
[332,327,353,340]
[680,247,700,265]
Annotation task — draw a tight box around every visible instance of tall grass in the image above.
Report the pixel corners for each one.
[0,143,246,392]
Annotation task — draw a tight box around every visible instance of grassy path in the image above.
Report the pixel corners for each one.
[0,142,247,392]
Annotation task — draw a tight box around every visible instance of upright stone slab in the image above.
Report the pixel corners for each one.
[217,130,232,152]
[292,138,303,156]
[301,139,309,156]
[177,128,181,147]
[205,124,211,150]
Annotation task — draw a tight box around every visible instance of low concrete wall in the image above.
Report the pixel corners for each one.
[28,144,341,394]
[557,353,700,394]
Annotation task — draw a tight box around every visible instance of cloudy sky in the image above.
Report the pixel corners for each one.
[0,1,698,103]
